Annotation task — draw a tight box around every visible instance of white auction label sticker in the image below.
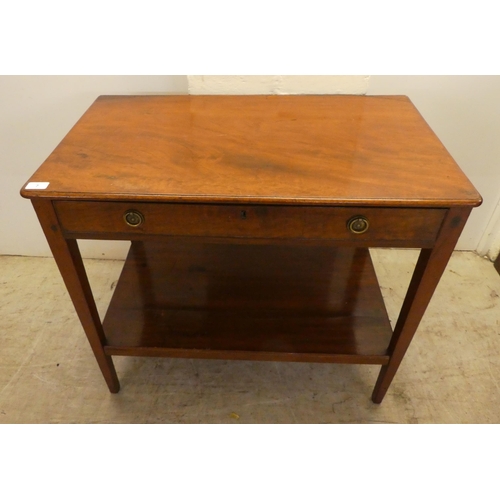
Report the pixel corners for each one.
[25,182,50,190]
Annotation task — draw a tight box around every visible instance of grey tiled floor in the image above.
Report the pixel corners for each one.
[1,249,499,423]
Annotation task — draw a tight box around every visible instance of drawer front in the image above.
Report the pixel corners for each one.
[54,201,446,246]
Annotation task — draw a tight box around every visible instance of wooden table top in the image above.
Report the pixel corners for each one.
[21,95,481,207]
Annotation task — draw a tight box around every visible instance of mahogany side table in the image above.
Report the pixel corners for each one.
[21,95,482,403]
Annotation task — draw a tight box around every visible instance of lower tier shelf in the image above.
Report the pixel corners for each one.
[102,240,393,365]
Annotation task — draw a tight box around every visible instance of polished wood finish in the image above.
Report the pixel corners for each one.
[372,206,472,402]
[54,200,446,247]
[30,199,119,393]
[102,242,392,363]
[21,95,481,208]
[21,95,482,403]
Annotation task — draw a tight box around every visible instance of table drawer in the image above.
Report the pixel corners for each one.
[54,201,446,246]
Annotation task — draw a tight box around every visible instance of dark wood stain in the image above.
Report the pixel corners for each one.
[20,95,482,207]
[53,200,446,248]
[494,254,500,275]
[21,95,482,403]
[103,241,393,361]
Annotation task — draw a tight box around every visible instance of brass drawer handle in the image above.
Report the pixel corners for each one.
[348,215,369,234]
[123,209,144,227]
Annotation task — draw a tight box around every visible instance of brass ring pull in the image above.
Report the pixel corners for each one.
[348,216,369,234]
[123,209,144,227]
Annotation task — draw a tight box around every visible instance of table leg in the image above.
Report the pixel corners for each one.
[372,206,472,404]
[31,199,120,393]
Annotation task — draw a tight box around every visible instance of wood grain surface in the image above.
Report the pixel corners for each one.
[53,200,446,247]
[102,241,393,362]
[20,94,482,401]
[21,95,481,207]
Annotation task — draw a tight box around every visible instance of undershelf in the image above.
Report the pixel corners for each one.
[102,240,393,365]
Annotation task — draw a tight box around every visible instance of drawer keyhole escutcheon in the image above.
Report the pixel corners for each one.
[124,209,144,227]
[348,215,369,234]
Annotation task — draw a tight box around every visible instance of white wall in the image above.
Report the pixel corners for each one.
[478,200,500,260]
[1,76,188,259]
[188,75,369,94]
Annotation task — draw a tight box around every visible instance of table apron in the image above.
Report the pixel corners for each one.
[53,201,447,247]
